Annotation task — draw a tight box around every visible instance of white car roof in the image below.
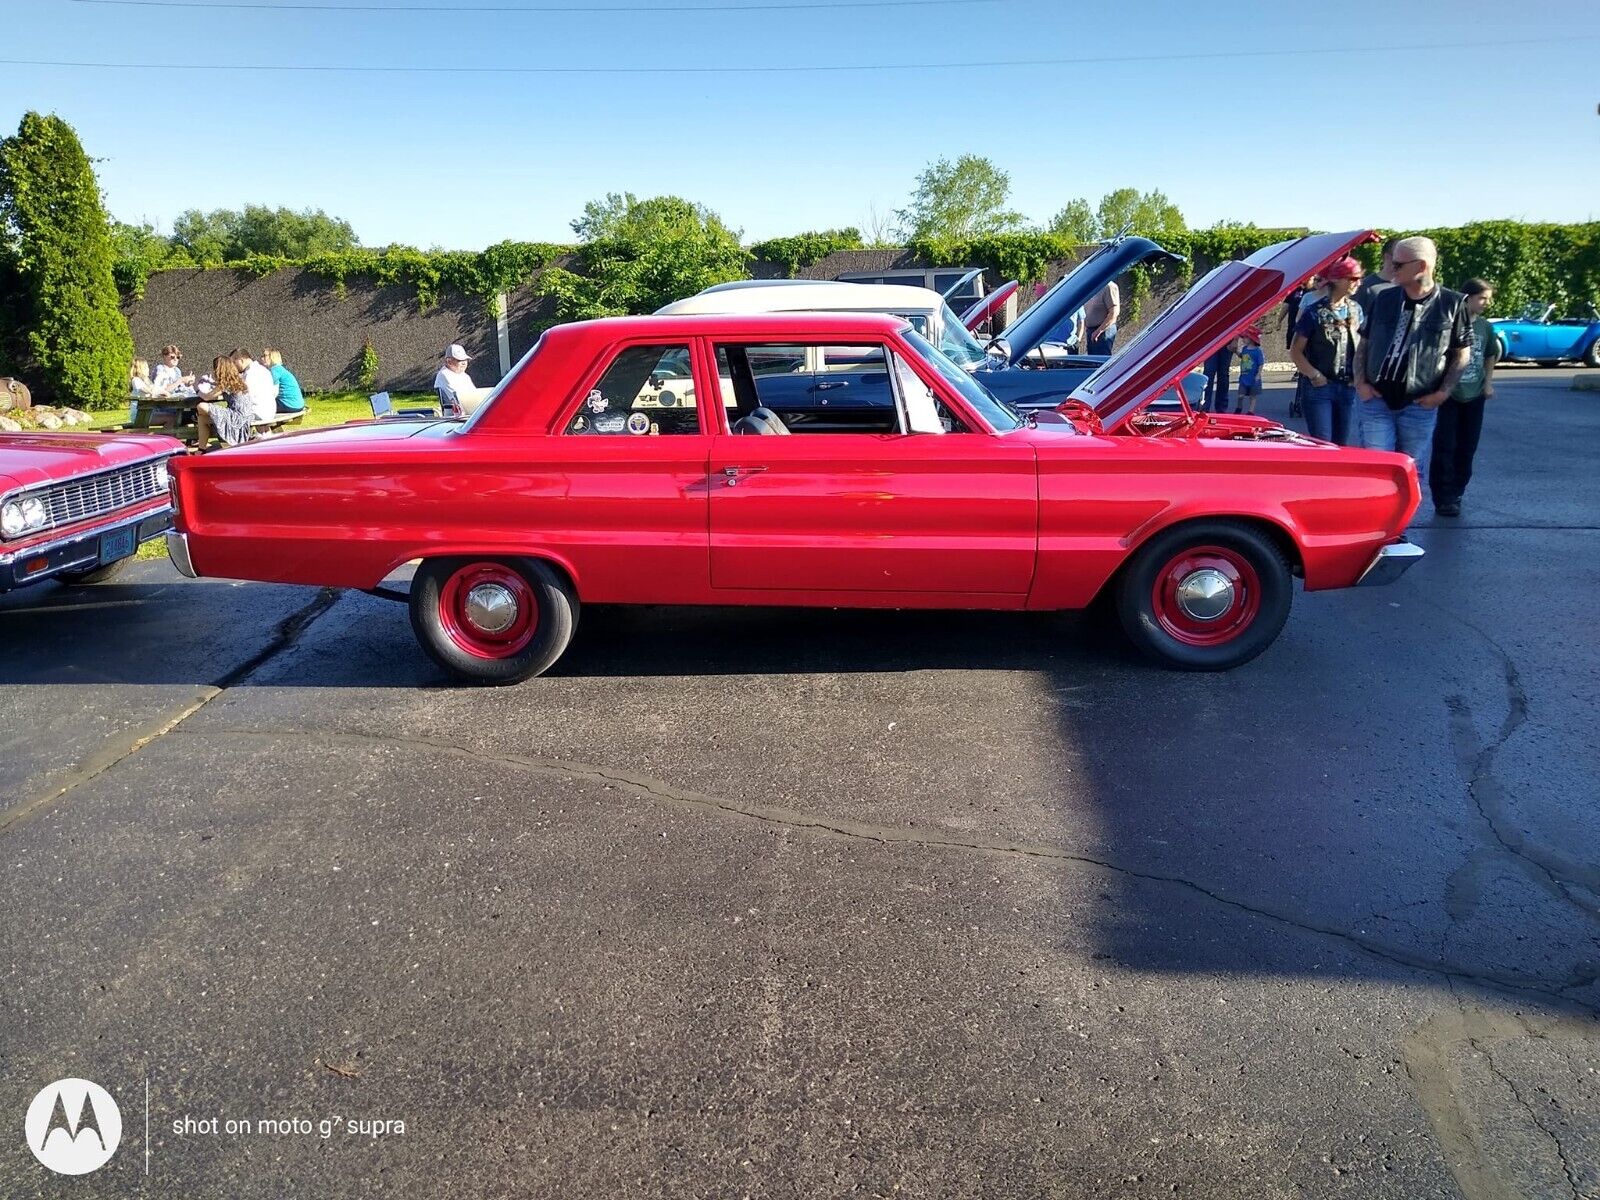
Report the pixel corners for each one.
[656,279,944,317]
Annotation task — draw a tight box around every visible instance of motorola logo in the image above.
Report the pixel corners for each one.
[24,1078,121,1175]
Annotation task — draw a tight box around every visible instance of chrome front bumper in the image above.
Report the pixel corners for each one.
[165,530,197,578]
[1356,541,1425,586]
[0,505,172,591]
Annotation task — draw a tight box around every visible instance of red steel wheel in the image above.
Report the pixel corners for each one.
[1114,521,1292,671]
[1148,545,1262,648]
[437,561,539,660]
[409,556,577,684]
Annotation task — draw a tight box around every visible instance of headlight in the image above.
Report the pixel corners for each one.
[1,496,47,538]
[154,459,171,491]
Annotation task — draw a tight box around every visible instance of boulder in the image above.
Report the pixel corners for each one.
[36,413,63,430]
[0,414,21,432]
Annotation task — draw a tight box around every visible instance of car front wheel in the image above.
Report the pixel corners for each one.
[1114,521,1292,671]
[1585,340,1600,368]
[409,556,577,684]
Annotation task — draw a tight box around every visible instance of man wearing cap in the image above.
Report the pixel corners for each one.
[1354,236,1473,479]
[434,343,487,417]
[1289,256,1365,445]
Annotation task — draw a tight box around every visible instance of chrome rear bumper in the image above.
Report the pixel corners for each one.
[165,530,197,578]
[1357,540,1424,586]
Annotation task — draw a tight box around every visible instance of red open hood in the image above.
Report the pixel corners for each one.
[1066,230,1377,432]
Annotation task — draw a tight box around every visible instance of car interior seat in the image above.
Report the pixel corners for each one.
[731,406,790,435]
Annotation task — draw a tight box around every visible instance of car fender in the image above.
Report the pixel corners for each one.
[376,544,583,595]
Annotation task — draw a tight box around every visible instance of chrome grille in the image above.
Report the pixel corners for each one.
[34,458,168,532]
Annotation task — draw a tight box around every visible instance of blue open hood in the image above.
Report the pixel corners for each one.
[980,235,1187,368]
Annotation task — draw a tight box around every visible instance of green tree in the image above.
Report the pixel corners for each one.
[538,193,747,320]
[109,219,197,298]
[1094,187,1186,240]
[1046,198,1097,243]
[895,155,1026,246]
[0,112,134,406]
[171,204,359,264]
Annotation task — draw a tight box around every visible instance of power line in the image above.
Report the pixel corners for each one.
[4,34,1595,75]
[68,0,998,10]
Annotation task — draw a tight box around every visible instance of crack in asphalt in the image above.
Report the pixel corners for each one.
[1472,1036,1587,1200]
[0,587,341,836]
[182,723,1600,1013]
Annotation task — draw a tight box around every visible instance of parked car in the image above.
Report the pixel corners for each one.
[166,229,1417,682]
[1,431,182,593]
[659,234,1199,411]
[1491,303,1600,366]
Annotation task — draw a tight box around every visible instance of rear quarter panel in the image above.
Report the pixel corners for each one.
[1026,436,1419,609]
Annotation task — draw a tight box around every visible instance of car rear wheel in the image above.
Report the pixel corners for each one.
[408,556,577,684]
[1114,521,1292,671]
[56,558,131,585]
[1585,340,1600,368]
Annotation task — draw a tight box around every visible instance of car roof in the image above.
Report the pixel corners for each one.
[555,312,914,340]
[656,280,945,317]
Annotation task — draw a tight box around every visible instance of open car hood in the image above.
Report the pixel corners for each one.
[1067,229,1378,432]
[986,235,1187,366]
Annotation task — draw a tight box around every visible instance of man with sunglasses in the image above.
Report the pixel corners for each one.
[1353,236,1473,485]
[150,344,194,396]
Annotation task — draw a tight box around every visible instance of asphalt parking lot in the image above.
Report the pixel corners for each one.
[2,367,1597,1198]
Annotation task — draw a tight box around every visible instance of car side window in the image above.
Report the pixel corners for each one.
[565,343,700,436]
[715,343,900,435]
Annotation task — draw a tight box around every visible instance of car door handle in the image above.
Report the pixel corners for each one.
[721,465,768,487]
[813,381,846,390]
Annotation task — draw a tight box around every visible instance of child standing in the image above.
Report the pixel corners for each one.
[1235,326,1265,414]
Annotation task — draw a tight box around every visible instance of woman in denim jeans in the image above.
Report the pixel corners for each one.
[1288,256,1364,445]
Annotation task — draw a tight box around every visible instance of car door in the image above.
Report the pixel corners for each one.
[707,338,1037,597]
[542,338,713,603]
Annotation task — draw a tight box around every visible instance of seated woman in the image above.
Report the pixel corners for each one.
[262,348,305,413]
[130,359,156,397]
[194,355,255,451]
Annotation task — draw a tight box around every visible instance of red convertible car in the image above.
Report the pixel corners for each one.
[2,430,182,593]
[167,230,1421,682]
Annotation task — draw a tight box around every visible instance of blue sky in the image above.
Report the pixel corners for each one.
[3,0,1597,249]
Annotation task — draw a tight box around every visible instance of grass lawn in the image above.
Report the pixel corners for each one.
[114,391,435,558]
[91,390,436,434]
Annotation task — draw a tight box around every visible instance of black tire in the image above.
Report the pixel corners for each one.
[1585,340,1600,368]
[1113,521,1293,671]
[56,557,132,586]
[408,556,577,685]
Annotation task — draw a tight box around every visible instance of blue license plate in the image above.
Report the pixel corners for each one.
[99,527,136,566]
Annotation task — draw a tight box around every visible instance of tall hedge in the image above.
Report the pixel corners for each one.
[0,112,134,407]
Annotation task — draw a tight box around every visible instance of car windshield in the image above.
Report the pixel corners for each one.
[934,303,988,368]
[902,328,1023,431]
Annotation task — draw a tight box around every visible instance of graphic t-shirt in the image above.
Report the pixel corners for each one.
[1452,315,1497,402]
[1294,298,1362,382]
[1237,346,1265,387]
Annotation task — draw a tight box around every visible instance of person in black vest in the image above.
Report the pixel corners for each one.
[1353,237,1473,483]
[1288,256,1363,445]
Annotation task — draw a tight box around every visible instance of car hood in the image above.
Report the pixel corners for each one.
[1067,229,1377,432]
[0,431,182,495]
[983,235,1187,367]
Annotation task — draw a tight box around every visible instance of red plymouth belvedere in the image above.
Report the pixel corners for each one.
[1,430,182,593]
[167,230,1421,682]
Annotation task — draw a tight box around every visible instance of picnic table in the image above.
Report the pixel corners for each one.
[121,396,304,444]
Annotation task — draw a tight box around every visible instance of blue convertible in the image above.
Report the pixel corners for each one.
[1492,303,1600,367]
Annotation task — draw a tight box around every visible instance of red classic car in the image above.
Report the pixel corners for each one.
[166,229,1421,682]
[1,431,182,593]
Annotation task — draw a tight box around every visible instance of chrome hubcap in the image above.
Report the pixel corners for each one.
[463,582,518,633]
[1175,569,1235,621]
